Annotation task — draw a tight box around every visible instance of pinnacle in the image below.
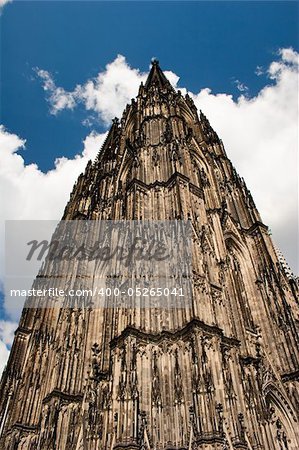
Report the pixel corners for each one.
[144,58,173,91]
[151,57,159,66]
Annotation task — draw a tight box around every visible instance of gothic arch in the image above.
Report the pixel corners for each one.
[264,383,298,425]
[224,232,246,256]
[124,110,137,133]
[179,103,195,123]
[190,150,211,189]
[264,386,298,450]
[190,149,210,174]
[224,231,258,283]
[116,152,135,190]
[224,235,256,331]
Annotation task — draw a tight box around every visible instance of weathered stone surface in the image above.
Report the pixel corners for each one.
[0,60,298,450]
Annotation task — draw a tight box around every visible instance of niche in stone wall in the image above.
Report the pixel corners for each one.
[190,152,211,189]
[143,118,166,146]
[225,236,256,332]
[265,388,298,450]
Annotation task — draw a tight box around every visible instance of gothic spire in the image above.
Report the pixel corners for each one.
[144,58,174,91]
[1,59,298,450]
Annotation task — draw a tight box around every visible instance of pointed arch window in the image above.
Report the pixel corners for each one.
[226,240,256,332]
[265,389,298,450]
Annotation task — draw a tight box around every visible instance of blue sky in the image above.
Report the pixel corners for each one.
[1,1,298,170]
[0,1,298,371]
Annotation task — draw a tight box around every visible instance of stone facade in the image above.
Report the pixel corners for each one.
[0,60,298,449]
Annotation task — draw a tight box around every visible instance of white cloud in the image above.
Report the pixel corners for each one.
[36,55,179,124]
[0,319,17,376]
[35,69,77,114]
[278,47,298,65]
[189,48,298,274]
[0,0,12,10]
[233,79,249,93]
[0,125,105,224]
[0,320,17,346]
[255,66,264,76]
[0,339,9,375]
[0,318,18,377]
[75,55,147,124]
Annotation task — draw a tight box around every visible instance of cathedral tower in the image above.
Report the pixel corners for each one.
[1,60,298,450]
